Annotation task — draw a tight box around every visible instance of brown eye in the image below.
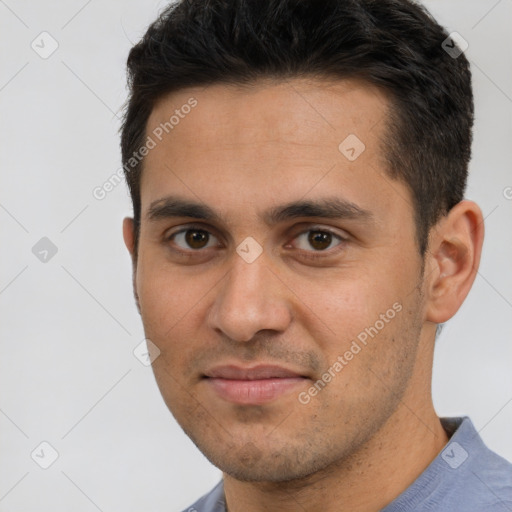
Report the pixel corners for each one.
[185,229,210,249]
[170,228,219,250]
[292,228,344,252]
[308,231,332,250]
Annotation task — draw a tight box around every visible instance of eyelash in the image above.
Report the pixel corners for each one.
[165,224,348,260]
[286,228,347,261]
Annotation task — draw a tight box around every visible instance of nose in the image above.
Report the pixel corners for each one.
[207,252,292,342]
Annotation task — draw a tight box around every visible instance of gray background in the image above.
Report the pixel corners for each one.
[0,0,511,510]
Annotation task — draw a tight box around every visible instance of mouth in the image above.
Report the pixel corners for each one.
[202,364,309,405]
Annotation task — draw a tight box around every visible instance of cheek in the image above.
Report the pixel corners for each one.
[135,259,202,353]
[289,272,388,346]
[289,270,416,386]
[137,266,174,333]
[136,264,207,412]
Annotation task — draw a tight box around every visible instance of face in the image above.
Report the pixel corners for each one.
[128,78,430,482]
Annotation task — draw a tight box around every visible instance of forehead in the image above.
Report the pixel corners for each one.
[146,77,389,154]
[140,77,407,225]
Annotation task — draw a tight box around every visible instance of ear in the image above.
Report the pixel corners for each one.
[123,217,141,315]
[424,200,484,324]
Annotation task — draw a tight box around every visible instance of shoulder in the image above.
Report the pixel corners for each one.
[434,416,512,510]
[383,417,512,512]
[458,437,512,510]
[180,481,225,512]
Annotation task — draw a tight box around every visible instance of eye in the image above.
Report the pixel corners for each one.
[292,229,344,252]
[170,228,220,250]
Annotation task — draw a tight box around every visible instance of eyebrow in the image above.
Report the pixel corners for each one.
[147,195,374,226]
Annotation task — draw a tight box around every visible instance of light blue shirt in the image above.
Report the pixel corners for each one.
[182,417,512,511]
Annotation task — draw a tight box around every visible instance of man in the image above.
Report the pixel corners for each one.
[120,0,512,510]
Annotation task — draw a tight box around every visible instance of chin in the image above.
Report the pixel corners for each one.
[195,437,341,483]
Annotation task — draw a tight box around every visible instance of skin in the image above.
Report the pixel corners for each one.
[123,77,484,511]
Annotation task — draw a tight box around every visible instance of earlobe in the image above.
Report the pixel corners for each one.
[425,200,484,324]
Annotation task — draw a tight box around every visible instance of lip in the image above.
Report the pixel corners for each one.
[203,365,308,405]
